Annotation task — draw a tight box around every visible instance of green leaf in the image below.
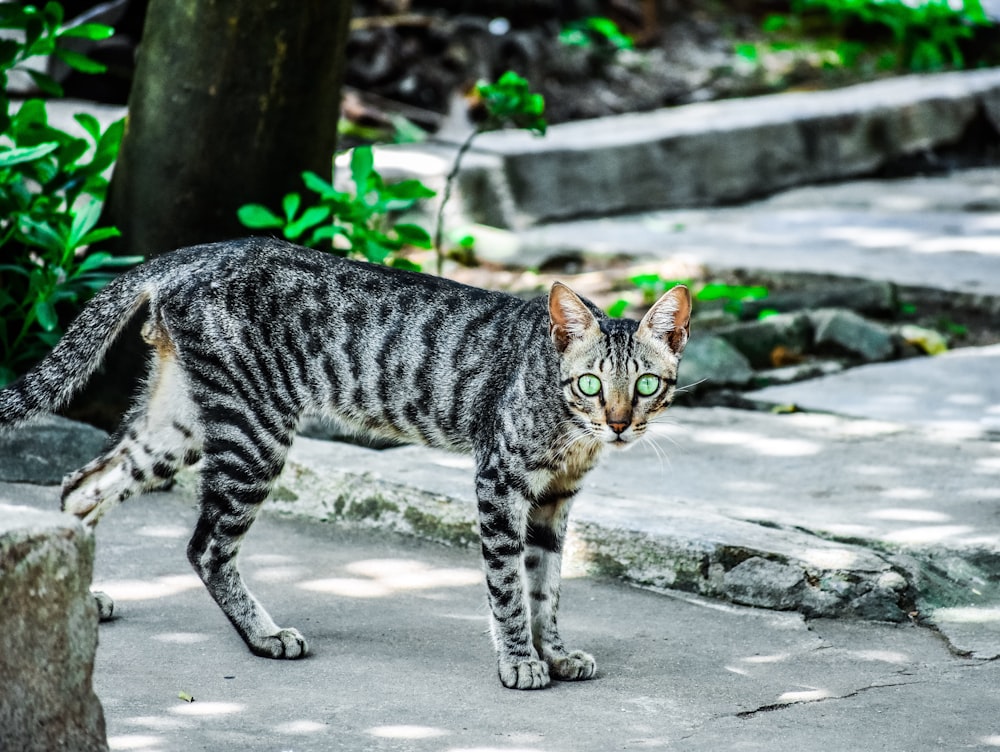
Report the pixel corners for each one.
[0,142,59,167]
[607,299,629,318]
[237,203,284,229]
[19,216,66,254]
[24,68,63,97]
[283,205,332,240]
[282,193,301,222]
[59,22,115,41]
[68,199,102,249]
[350,146,374,195]
[76,226,120,247]
[53,48,107,75]
[301,170,334,195]
[0,38,20,67]
[392,223,432,248]
[73,113,101,143]
[33,299,58,332]
[389,257,422,272]
[308,224,348,245]
[382,179,436,200]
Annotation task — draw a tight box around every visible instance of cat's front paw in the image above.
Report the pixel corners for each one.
[249,628,309,659]
[548,649,597,681]
[498,657,551,690]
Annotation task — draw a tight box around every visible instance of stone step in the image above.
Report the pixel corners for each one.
[374,68,1000,228]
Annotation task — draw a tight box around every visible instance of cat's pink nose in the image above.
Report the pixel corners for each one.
[608,420,628,435]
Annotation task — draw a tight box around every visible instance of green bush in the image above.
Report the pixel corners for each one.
[0,2,136,385]
[757,0,995,72]
[238,145,435,272]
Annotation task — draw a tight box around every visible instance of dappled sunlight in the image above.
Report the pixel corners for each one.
[299,558,481,598]
[841,649,909,664]
[981,736,1000,747]
[883,525,975,545]
[168,701,244,717]
[973,457,1000,475]
[432,455,476,470]
[795,547,862,570]
[135,524,188,539]
[879,487,932,501]
[689,428,821,457]
[933,606,1000,625]
[275,720,329,734]
[368,724,449,740]
[868,508,950,523]
[777,688,833,704]
[821,226,920,248]
[108,734,163,751]
[94,574,201,602]
[445,748,547,752]
[741,653,790,664]
[152,632,212,645]
[914,235,1000,255]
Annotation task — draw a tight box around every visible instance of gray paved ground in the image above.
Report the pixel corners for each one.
[14,75,1000,751]
[4,481,999,752]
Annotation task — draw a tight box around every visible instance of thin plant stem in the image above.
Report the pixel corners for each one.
[434,128,479,276]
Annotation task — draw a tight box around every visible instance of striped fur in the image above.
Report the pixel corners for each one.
[0,238,690,689]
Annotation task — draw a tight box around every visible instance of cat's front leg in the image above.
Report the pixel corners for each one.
[526,492,596,682]
[475,462,550,690]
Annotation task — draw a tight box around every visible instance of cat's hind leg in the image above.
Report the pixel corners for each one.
[526,488,596,682]
[187,409,306,659]
[61,337,202,527]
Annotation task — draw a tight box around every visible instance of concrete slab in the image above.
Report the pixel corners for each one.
[747,344,1000,438]
[516,169,1000,297]
[3,482,998,752]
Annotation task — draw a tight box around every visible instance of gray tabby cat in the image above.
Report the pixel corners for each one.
[0,238,690,690]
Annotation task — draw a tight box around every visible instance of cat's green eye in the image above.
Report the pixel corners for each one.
[636,374,660,397]
[578,374,602,396]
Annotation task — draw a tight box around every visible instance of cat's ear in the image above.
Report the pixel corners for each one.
[639,284,691,354]
[549,282,600,353]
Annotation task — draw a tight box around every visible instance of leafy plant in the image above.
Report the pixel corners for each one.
[238,145,435,271]
[559,16,634,54]
[433,71,547,273]
[0,2,136,385]
[755,0,995,72]
[616,274,770,318]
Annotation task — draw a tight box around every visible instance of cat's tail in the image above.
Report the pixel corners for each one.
[0,265,153,429]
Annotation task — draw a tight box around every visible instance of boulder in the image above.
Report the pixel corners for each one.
[714,313,813,370]
[0,414,107,485]
[679,336,755,390]
[809,308,897,362]
[0,504,108,752]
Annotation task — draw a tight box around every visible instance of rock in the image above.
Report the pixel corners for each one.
[753,360,845,388]
[723,556,805,610]
[0,504,108,752]
[0,414,107,485]
[714,313,813,370]
[678,336,755,390]
[809,308,896,362]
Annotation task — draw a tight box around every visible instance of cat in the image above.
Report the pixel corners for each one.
[0,237,690,690]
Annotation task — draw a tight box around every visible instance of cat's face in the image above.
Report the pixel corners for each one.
[549,282,691,448]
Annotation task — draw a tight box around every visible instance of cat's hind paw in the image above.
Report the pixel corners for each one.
[548,649,597,681]
[498,657,551,690]
[94,591,114,621]
[249,627,309,659]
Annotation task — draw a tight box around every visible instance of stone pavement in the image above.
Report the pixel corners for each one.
[3,481,999,752]
[4,68,999,750]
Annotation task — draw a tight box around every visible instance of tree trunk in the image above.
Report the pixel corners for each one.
[68,0,352,430]
[107,0,352,256]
